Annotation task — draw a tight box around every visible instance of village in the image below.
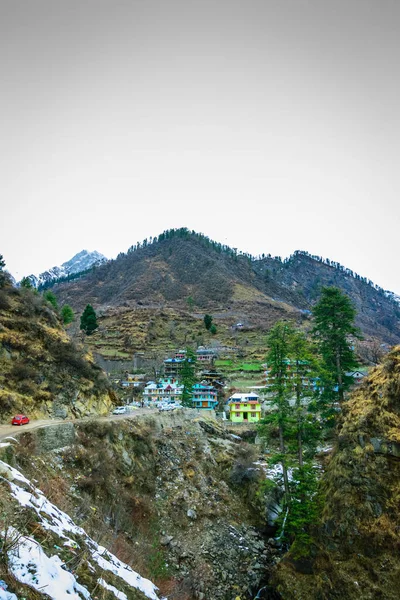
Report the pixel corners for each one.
[110,345,367,422]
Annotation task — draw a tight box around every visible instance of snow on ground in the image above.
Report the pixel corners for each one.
[90,544,161,600]
[254,461,293,482]
[7,530,90,600]
[0,590,18,600]
[98,578,128,599]
[0,460,163,600]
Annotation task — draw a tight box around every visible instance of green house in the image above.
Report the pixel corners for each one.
[228,393,261,422]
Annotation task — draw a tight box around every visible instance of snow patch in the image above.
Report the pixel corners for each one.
[0,590,18,600]
[1,460,162,600]
[7,530,90,600]
[98,578,128,600]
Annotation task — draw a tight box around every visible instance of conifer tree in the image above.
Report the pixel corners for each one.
[204,314,213,330]
[61,304,75,325]
[0,255,6,287]
[180,347,197,407]
[80,304,98,335]
[312,287,360,405]
[261,321,293,498]
[43,291,58,310]
[260,321,321,551]
[20,277,33,289]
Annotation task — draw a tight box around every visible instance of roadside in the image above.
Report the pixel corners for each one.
[0,408,158,442]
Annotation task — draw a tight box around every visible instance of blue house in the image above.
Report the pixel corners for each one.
[191,383,218,411]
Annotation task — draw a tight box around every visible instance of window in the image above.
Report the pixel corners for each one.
[251,412,256,417]
[236,412,240,417]
[235,404,240,409]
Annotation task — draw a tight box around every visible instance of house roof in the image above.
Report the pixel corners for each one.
[228,392,260,401]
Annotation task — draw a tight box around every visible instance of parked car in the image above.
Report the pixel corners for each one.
[11,414,30,426]
[112,406,128,415]
[159,404,175,411]
[159,402,181,412]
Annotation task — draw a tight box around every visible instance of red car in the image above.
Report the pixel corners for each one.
[11,414,30,426]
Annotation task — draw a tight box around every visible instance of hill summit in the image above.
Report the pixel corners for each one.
[52,228,400,344]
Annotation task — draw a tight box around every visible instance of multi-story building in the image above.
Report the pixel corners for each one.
[191,383,218,411]
[163,358,185,378]
[264,360,315,391]
[196,346,217,363]
[142,378,183,403]
[228,392,261,422]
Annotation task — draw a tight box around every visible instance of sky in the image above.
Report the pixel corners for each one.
[1,0,399,293]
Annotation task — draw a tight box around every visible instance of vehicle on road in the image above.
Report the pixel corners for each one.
[11,414,30,426]
[158,402,182,412]
[112,406,128,415]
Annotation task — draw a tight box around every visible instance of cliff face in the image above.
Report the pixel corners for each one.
[1,412,275,600]
[274,346,400,600]
[0,283,115,422]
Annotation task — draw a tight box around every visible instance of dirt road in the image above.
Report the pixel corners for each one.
[0,409,158,442]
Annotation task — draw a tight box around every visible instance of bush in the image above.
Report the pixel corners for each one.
[0,290,10,310]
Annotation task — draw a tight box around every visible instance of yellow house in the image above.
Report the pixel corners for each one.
[228,393,261,422]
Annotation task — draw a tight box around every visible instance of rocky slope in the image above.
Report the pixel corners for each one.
[0,411,276,600]
[273,345,400,600]
[0,280,115,422]
[51,230,400,345]
[0,454,162,600]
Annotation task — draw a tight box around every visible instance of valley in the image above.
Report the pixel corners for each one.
[1,231,400,599]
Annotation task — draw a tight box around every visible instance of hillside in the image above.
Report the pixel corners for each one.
[273,345,400,599]
[0,280,116,422]
[0,412,273,599]
[51,230,400,348]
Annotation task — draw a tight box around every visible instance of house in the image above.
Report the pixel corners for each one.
[142,378,183,403]
[264,360,316,391]
[200,369,225,386]
[191,383,218,411]
[196,346,217,363]
[164,358,185,378]
[120,373,146,388]
[346,370,366,384]
[228,392,261,423]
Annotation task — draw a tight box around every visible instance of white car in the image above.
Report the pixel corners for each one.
[112,406,128,415]
[159,402,182,412]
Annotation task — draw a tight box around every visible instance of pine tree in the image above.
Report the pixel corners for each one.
[80,304,98,335]
[312,287,360,405]
[204,314,213,330]
[43,291,58,310]
[289,329,320,467]
[61,304,75,325]
[260,322,322,551]
[261,321,293,498]
[20,277,33,289]
[0,255,7,287]
[180,347,197,407]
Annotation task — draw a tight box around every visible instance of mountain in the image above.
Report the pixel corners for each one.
[24,249,108,288]
[51,229,400,346]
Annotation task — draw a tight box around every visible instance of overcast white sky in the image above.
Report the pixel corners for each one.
[1,0,399,293]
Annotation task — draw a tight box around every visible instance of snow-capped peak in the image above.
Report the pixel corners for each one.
[22,250,108,288]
